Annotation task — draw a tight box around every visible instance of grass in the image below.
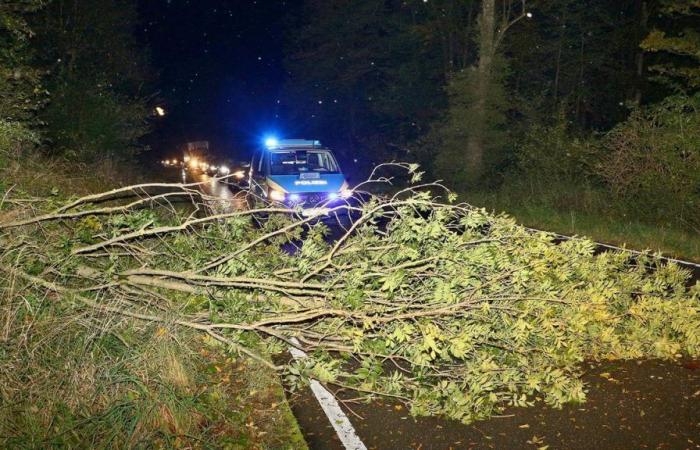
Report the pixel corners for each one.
[0,313,306,448]
[0,152,307,449]
[463,190,700,263]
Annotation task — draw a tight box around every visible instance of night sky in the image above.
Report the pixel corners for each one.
[138,0,299,158]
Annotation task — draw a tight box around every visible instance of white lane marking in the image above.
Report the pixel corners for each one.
[289,338,367,450]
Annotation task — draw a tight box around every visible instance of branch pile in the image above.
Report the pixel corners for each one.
[2,168,699,423]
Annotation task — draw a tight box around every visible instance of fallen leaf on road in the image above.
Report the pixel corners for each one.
[527,435,544,445]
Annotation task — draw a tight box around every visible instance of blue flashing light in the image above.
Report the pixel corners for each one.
[264,137,279,149]
[289,193,301,202]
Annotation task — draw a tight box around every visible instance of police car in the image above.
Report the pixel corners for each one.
[248,139,353,214]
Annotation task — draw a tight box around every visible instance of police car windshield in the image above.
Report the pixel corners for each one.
[269,150,339,175]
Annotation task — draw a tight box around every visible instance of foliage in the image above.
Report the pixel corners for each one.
[505,0,642,129]
[641,0,700,92]
[462,189,700,262]
[41,79,150,161]
[0,119,39,162]
[0,0,46,125]
[598,94,700,227]
[1,167,698,427]
[0,1,46,164]
[515,114,599,185]
[31,0,152,161]
[499,92,700,234]
[424,0,525,188]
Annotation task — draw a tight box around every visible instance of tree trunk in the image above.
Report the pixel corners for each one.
[633,0,648,105]
[553,9,566,106]
[575,34,585,126]
[465,0,496,182]
[460,1,475,69]
[553,39,562,105]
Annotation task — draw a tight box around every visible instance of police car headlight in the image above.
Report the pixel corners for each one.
[269,189,286,202]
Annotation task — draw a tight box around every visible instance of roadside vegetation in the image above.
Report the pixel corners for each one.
[465,94,700,261]
[1,138,307,450]
[1,3,305,448]
[464,195,700,262]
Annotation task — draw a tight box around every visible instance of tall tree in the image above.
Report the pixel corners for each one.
[462,0,499,182]
[432,0,529,186]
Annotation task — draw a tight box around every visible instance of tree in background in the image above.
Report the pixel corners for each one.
[505,0,641,129]
[504,0,700,232]
[641,0,700,93]
[0,1,45,157]
[284,0,444,165]
[431,0,529,187]
[284,0,698,230]
[32,0,151,162]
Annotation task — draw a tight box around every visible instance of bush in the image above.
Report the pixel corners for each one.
[0,121,39,189]
[0,120,38,159]
[599,94,700,227]
[504,96,700,231]
[516,116,600,187]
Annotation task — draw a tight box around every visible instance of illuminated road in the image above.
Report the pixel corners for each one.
[181,169,248,213]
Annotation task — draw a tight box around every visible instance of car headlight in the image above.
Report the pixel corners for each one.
[340,188,353,199]
[233,170,246,179]
[269,189,286,202]
[219,166,230,175]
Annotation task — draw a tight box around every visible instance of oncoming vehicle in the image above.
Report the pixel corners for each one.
[249,139,352,214]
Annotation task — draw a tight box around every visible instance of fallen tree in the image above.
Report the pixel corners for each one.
[2,165,699,424]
